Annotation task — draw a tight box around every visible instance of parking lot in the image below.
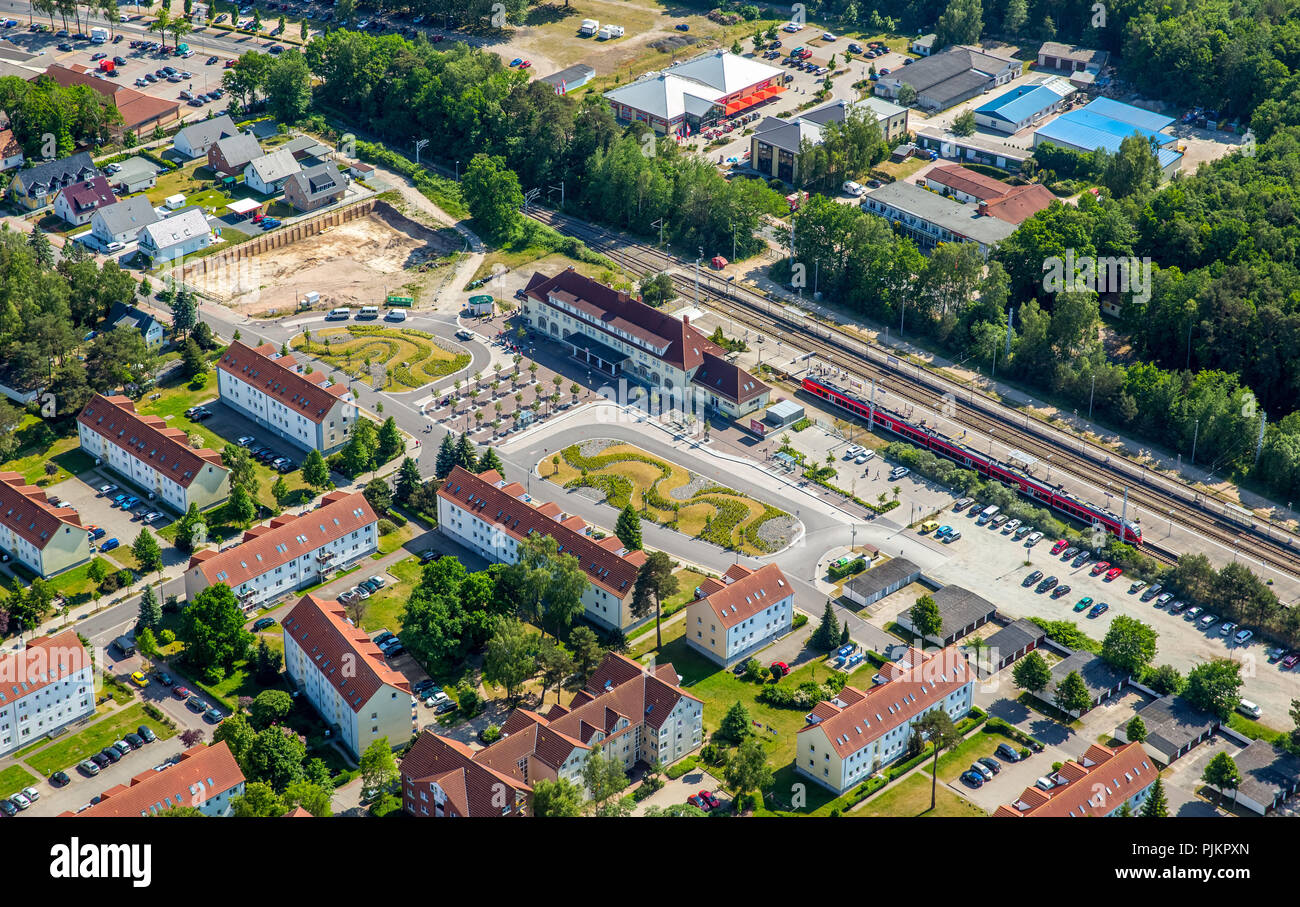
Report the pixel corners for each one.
[47,470,176,547]
[205,398,307,467]
[631,766,728,816]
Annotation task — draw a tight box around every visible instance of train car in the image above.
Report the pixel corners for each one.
[802,375,1142,545]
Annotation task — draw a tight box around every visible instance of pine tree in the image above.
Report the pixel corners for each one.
[27,228,54,267]
[137,583,162,629]
[477,447,505,476]
[1140,776,1169,817]
[718,700,753,743]
[376,416,402,463]
[454,433,478,472]
[615,504,642,550]
[812,601,839,651]
[394,457,422,505]
[1118,800,1133,817]
[839,622,851,646]
[434,434,457,479]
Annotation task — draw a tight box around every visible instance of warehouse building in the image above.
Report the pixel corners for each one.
[875,45,1018,112]
[973,78,1074,134]
[861,180,1018,255]
[1033,97,1183,178]
[842,557,921,608]
[895,585,996,647]
[749,96,910,184]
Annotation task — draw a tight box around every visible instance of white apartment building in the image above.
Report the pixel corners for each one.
[796,646,975,794]
[70,742,246,817]
[281,593,415,759]
[217,341,357,454]
[686,563,794,667]
[0,631,95,757]
[0,472,93,578]
[995,742,1156,817]
[77,394,230,514]
[436,465,646,632]
[184,491,378,610]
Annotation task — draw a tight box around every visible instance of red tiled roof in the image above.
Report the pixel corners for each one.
[282,593,411,713]
[77,394,225,488]
[217,341,351,424]
[0,471,84,550]
[691,350,769,404]
[0,128,19,159]
[436,467,645,597]
[692,563,791,629]
[284,806,314,816]
[995,742,1154,817]
[979,183,1056,225]
[524,268,722,372]
[0,630,90,707]
[798,646,974,758]
[475,711,588,782]
[72,743,244,816]
[187,490,377,588]
[925,163,1012,201]
[400,731,530,817]
[549,652,698,734]
[58,173,114,214]
[38,64,179,131]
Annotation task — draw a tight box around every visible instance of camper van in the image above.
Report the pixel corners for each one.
[327,307,351,320]
[598,24,624,39]
[579,18,599,36]
[357,305,379,320]
[976,505,1000,525]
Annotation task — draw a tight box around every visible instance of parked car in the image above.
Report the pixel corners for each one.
[101,746,121,763]
[1183,606,1203,621]
[0,799,16,817]
[1050,539,1069,555]
[204,707,222,723]
[129,671,149,688]
[153,671,173,685]
[1282,652,1300,669]
[1050,584,1072,599]
[1072,551,1091,567]
[1234,628,1254,644]
[252,617,276,631]
[1061,547,1079,559]
[77,760,100,776]
[50,771,70,787]
[889,466,910,480]
[1035,576,1058,593]
[952,497,973,511]
[124,733,144,749]
[10,791,30,810]
[1139,582,1160,600]
[1003,518,1022,534]
[960,769,984,788]
[1072,596,1094,613]
[1105,566,1123,581]
[996,742,1022,762]
[1198,613,1218,629]
[1024,531,1043,546]
[970,761,994,781]
[1154,593,1173,608]
[1022,570,1044,587]
[1090,561,1111,576]
[1087,602,1109,618]
[1219,621,1238,637]
[186,695,205,712]
[138,725,157,743]
[98,538,119,552]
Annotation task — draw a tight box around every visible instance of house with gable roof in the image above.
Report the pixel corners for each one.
[995,741,1156,817]
[0,472,92,577]
[686,563,794,666]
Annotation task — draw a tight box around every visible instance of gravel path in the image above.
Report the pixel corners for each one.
[578,438,617,458]
[756,515,800,551]
[667,471,715,501]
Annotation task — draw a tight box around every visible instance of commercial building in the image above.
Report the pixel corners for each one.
[0,630,94,757]
[796,646,975,794]
[7,150,99,210]
[436,466,647,632]
[208,132,264,176]
[53,173,115,226]
[104,301,166,348]
[283,162,347,212]
[1132,696,1218,765]
[216,340,358,454]
[861,180,1018,254]
[686,563,794,667]
[89,195,160,247]
[994,742,1155,817]
[244,149,301,195]
[137,208,212,262]
[749,96,909,183]
[976,183,1056,225]
[973,78,1074,134]
[604,50,786,136]
[540,63,595,94]
[77,394,229,514]
[282,592,415,759]
[875,46,1018,112]
[895,584,996,647]
[0,472,91,577]
[522,268,770,418]
[921,164,1056,225]
[184,491,378,611]
[1035,41,1109,89]
[841,557,920,608]
[38,64,180,139]
[911,34,937,56]
[68,743,246,817]
[1033,97,1183,178]
[1212,739,1300,816]
[172,114,239,159]
[915,126,1032,172]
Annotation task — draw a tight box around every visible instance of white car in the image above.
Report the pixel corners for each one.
[385,309,407,321]
[10,792,30,809]
[99,484,117,495]
[21,786,39,802]
[889,466,909,480]
[822,32,837,41]
[842,180,864,196]
[1024,532,1043,546]
[782,21,803,32]
[1233,628,1254,644]
[1003,518,1021,534]
[843,445,863,460]
[855,451,875,464]
[354,585,371,600]
[454,328,475,341]
[970,761,993,781]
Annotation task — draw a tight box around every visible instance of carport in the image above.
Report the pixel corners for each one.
[225,197,261,221]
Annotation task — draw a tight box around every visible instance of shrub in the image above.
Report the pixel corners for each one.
[665,756,698,779]
[377,519,397,535]
[792,613,808,630]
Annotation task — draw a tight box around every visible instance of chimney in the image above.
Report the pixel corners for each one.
[977,200,988,216]
[682,315,690,325]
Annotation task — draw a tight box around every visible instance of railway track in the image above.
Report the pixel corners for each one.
[524,206,1300,578]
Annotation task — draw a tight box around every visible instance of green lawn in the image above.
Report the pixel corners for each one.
[662,569,707,616]
[0,414,94,486]
[0,764,38,798]
[24,703,176,777]
[377,522,417,555]
[357,556,421,634]
[934,730,1005,783]
[852,772,987,818]
[191,634,288,711]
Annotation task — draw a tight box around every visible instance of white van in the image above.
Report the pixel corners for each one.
[977,505,1000,525]
[327,307,351,320]
[1237,699,1261,719]
[357,305,379,319]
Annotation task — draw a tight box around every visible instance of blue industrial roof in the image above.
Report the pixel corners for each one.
[1035,109,1177,152]
[975,84,1063,124]
[1080,97,1174,132]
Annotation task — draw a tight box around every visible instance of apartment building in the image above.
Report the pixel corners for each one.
[401,731,532,817]
[995,742,1156,817]
[217,341,357,454]
[522,268,770,418]
[0,472,92,578]
[281,593,415,759]
[436,466,647,632]
[77,394,230,514]
[686,563,794,667]
[0,630,94,758]
[184,491,378,611]
[68,743,246,817]
[796,646,975,794]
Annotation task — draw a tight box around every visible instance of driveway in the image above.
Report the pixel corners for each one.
[21,736,187,817]
[631,766,728,816]
[948,733,1072,813]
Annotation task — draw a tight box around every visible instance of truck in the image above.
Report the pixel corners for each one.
[579,18,599,36]
[91,26,108,43]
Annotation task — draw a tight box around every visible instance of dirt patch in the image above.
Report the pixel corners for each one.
[648,35,700,53]
[224,206,461,315]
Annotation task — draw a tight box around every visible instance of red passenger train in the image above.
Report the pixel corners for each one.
[802,375,1142,545]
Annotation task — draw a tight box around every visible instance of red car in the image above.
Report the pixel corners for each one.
[770,661,789,678]
[173,685,191,699]
[1090,561,1111,576]
[1105,566,1123,581]
[518,59,531,69]
[1050,539,1069,555]
[1282,653,1300,670]
[696,790,720,810]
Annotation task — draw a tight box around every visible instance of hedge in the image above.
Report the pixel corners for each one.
[828,557,867,581]
[665,756,698,780]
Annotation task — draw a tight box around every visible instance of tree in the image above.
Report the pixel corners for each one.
[253,637,282,683]
[1012,650,1052,694]
[812,600,839,651]
[179,336,205,379]
[302,448,332,490]
[394,456,422,505]
[462,153,524,242]
[342,418,378,476]
[897,82,917,107]
[1003,0,1027,33]
[535,636,574,704]
[137,582,162,630]
[227,483,257,528]
[936,0,983,48]
[170,287,197,337]
[132,528,162,575]
[915,707,962,812]
[1053,669,1092,716]
[1184,659,1243,721]
[453,432,478,472]
[179,728,205,747]
[614,504,642,550]
[1146,664,1186,696]
[136,627,158,659]
[263,48,312,121]
[222,443,259,497]
[283,780,333,817]
[1126,715,1148,744]
[249,689,293,730]
[952,109,976,136]
[1118,801,1133,817]
[631,550,678,650]
[1101,615,1158,675]
[531,777,584,817]
[271,476,290,509]
[1201,751,1241,808]
[173,503,207,552]
[233,781,287,817]
[178,584,253,682]
[434,434,457,479]
[568,625,604,682]
[724,737,772,808]
[483,617,536,703]
[477,447,504,476]
[581,744,630,816]
[27,227,54,267]
[247,725,306,792]
[360,737,399,796]
[363,477,392,514]
[909,594,942,645]
[1101,133,1162,199]
[376,416,402,463]
[718,700,753,743]
[1291,698,1300,751]
[638,271,676,307]
[1140,776,1169,816]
